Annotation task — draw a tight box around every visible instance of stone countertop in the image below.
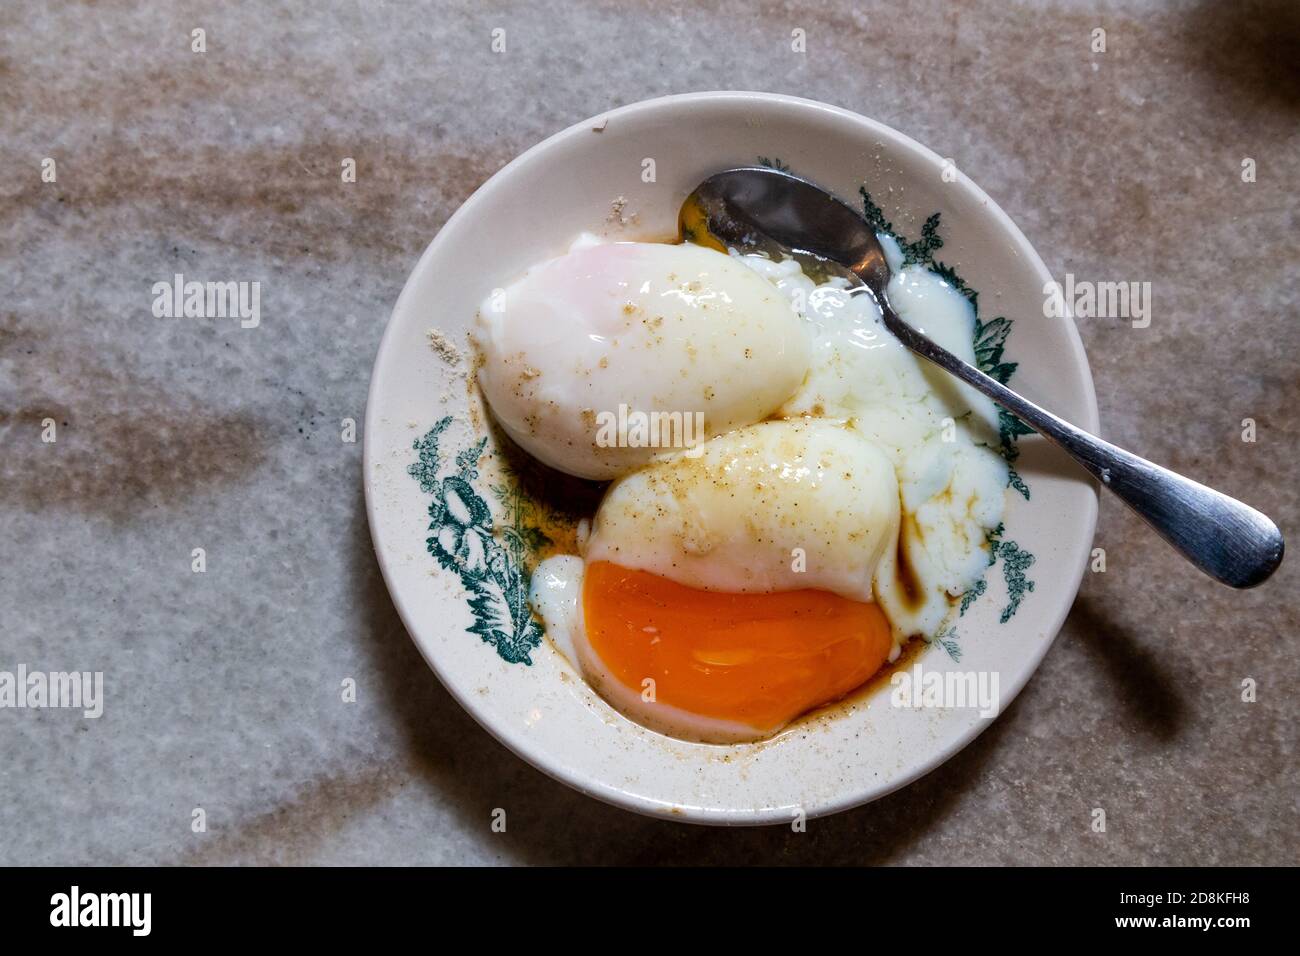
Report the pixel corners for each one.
[2,0,1296,865]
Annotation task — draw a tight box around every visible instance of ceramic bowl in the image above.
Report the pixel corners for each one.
[364,91,1098,825]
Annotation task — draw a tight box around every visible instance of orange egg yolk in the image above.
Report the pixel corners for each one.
[582,560,893,733]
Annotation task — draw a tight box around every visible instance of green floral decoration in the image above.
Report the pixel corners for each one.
[408,416,543,665]
[984,524,1036,624]
[933,626,963,663]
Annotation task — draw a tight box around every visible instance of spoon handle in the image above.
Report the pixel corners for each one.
[878,305,1284,589]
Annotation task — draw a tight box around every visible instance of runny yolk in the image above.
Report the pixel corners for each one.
[582,560,893,734]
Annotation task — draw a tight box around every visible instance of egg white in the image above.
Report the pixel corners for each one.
[585,418,900,604]
[473,235,811,480]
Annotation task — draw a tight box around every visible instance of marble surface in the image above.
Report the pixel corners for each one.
[2,0,1296,865]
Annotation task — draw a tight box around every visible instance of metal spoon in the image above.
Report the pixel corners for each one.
[682,166,1284,589]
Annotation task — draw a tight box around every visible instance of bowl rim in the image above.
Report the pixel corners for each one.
[363,90,1100,825]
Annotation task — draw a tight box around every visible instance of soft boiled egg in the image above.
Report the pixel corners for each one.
[473,236,811,480]
[530,419,901,743]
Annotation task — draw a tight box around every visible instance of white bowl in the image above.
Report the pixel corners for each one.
[364,92,1098,825]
